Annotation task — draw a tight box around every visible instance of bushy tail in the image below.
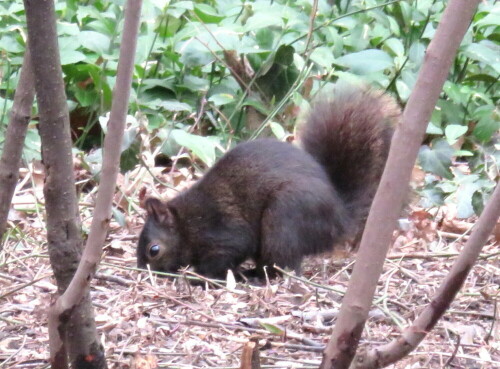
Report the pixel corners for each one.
[300,85,401,233]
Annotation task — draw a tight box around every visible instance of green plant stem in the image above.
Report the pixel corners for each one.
[289,0,403,46]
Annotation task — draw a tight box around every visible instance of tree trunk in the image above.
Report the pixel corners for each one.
[48,0,143,366]
[23,0,106,367]
[319,1,482,368]
[0,49,35,245]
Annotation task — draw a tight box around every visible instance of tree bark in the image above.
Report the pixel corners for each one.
[48,0,142,366]
[353,182,500,368]
[23,0,105,367]
[319,1,482,368]
[0,49,35,245]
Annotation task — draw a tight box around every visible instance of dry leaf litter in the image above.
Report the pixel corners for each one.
[1,163,498,369]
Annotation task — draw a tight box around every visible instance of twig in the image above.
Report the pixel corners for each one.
[386,251,497,260]
[444,335,461,367]
[94,273,130,287]
[183,269,247,294]
[1,334,28,367]
[484,299,497,343]
[155,318,323,349]
[273,265,345,295]
[0,274,50,299]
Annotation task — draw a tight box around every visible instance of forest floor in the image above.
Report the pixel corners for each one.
[0,166,499,369]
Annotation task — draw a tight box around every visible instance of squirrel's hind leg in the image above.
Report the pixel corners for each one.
[257,183,341,278]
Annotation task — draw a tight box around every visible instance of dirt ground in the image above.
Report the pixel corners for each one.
[1,168,498,369]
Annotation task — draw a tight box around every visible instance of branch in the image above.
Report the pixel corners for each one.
[320,1,482,368]
[0,48,35,244]
[355,182,500,368]
[24,0,104,366]
[48,0,143,362]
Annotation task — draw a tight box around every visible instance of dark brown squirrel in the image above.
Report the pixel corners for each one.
[137,85,401,280]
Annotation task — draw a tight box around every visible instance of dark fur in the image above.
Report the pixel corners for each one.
[137,85,401,280]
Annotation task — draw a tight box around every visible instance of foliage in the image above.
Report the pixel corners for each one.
[0,0,498,217]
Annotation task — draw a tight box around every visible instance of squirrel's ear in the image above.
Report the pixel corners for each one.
[144,197,173,226]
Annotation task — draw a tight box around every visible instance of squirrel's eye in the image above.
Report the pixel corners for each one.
[149,244,160,258]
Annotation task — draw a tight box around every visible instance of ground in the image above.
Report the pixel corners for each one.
[0,166,498,369]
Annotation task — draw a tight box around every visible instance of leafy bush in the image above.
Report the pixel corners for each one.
[0,0,498,217]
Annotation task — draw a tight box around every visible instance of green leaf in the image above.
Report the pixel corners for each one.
[60,50,86,65]
[418,140,453,179]
[170,1,194,11]
[23,128,42,162]
[455,178,482,219]
[384,38,405,57]
[182,75,210,92]
[474,116,500,142]
[244,12,284,31]
[443,81,469,106]
[426,122,443,135]
[444,124,468,145]
[255,28,274,49]
[243,99,270,116]
[420,187,445,208]
[463,42,500,69]
[57,21,80,36]
[275,45,294,66]
[155,100,193,112]
[74,88,98,107]
[464,74,498,84]
[208,93,235,106]
[122,126,139,153]
[58,36,81,53]
[269,122,286,140]
[141,78,175,92]
[259,322,284,335]
[408,42,425,65]
[396,80,411,101]
[0,35,23,53]
[167,3,191,18]
[194,4,224,23]
[471,191,485,216]
[111,207,126,227]
[475,12,500,28]
[336,49,393,74]
[454,150,473,157]
[178,40,215,67]
[170,130,220,166]
[79,31,111,54]
[310,46,335,68]
[120,144,140,172]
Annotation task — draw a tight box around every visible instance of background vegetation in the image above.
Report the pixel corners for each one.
[0,0,498,219]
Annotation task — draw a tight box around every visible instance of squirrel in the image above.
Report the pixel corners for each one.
[137,85,401,280]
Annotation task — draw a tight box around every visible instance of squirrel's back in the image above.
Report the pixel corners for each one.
[300,85,400,237]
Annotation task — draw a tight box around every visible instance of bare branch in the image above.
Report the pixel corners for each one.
[48,0,143,366]
[355,182,500,368]
[23,0,105,366]
[320,1,482,368]
[0,49,35,244]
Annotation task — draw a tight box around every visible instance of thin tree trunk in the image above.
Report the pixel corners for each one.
[319,1,482,368]
[23,0,105,367]
[353,182,500,368]
[48,1,143,366]
[0,49,35,245]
